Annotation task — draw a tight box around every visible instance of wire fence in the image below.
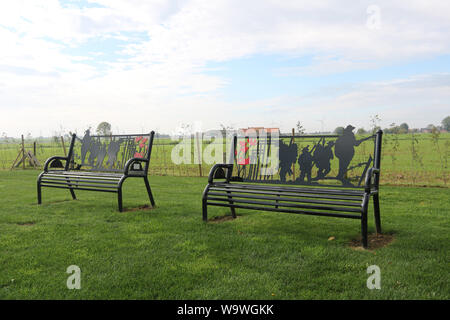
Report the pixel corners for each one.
[1,132,449,187]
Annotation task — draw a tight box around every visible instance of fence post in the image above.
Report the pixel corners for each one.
[22,135,25,169]
[291,128,295,181]
[196,132,202,177]
[61,136,67,156]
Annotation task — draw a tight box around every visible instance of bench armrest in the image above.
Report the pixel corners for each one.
[208,164,234,184]
[124,157,149,175]
[364,167,380,193]
[43,156,69,172]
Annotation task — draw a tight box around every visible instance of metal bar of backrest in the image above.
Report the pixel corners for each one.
[373,129,383,188]
[65,134,77,171]
[145,131,155,174]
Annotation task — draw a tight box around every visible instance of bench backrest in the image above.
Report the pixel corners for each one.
[231,126,382,189]
[66,130,155,173]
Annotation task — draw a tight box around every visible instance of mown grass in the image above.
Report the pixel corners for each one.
[0,170,448,299]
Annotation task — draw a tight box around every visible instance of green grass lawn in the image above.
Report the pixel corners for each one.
[0,170,448,299]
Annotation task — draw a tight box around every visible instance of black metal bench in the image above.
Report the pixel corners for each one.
[202,126,383,248]
[37,130,156,212]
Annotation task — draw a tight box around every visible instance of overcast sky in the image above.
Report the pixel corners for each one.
[1,0,449,137]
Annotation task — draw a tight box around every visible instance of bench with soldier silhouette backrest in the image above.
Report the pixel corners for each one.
[37,130,156,212]
[202,126,383,248]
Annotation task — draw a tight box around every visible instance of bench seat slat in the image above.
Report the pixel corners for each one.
[207,197,362,213]
[206,191,362,207]
[206,202,361,219]
[211,183,364,196]
[209,186,363,201]
[41,177,119,185]
[40,184,118,193]
[44,173,122,181]
[40,180,118,189]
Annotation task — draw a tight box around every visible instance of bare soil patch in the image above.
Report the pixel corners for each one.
[124,204,154,212]
[349,233,395,251]
[208,215,238,223]
[16,221,36,226]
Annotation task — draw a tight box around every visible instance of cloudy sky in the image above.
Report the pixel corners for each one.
[1,0,449,137]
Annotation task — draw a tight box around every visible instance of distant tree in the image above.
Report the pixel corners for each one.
[426,124,436,131]
[442,116,450,131]
[334,126,344,135]
[370,114,382,134]
[356,128,367,135]
[399,123,409,133]
[296,121,305,134]
[96,122,112,135]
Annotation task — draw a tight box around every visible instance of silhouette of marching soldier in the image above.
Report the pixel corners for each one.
[79,129,92,165]
[87,139,100,167]
[313,140,335,180]
[334,125,370,183]
[106,138,124,169]
[278,140,298,182]
[297,145,314,183]
[95,143,108,169]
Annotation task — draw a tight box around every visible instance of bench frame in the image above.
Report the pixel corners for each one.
[202,130,383,248]
[37,131,156,212]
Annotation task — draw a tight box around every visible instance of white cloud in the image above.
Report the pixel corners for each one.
[0,0,449,136]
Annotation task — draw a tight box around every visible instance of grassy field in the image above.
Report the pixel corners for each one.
[0,170,448,299]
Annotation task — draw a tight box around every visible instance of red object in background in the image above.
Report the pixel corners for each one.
[237,157,250,165]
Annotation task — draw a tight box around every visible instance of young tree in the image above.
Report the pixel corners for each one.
[296,121,305,134]
[370,114,382,134]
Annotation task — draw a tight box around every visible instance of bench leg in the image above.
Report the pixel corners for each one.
[144,176,156,207]
[361,211,368,249]
[361,193,370,249]
[227,190,236,218]
[37,182,42,205]
[373,193,382,234]
[202,184,210,222]
[65,176,77,200]
[118,188,123,212]
[202,198,208,222]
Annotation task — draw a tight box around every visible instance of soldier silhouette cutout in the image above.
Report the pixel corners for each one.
[106,138,123,169]
[79,129,92,165]
[313,140,335,180]
[297,145,314,183]
[334,125,364,183]
[88,139,100,167]
[95,142,107,169]
[278,140,298,182]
